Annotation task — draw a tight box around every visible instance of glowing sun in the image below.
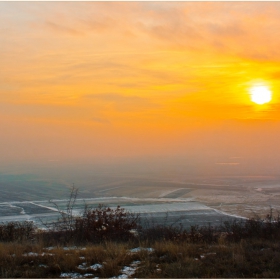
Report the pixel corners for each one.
[249,85,272,105]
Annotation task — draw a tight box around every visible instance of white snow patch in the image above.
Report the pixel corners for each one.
[44,246,55,251]
[111,260,141,279]
[60,272,84,278]
[77,263,87,270]
[77,263,103,271]
[129,247,154,253]
[155,264,161,273]
[121,266,136,277]
[23,252,53,257]
[44,246,85,251]
[63,246,77,250]
[63,246,86,251]
[130,260,141,267]
[23,252,39,257]
[115,274,128,279]
[90,264,103,270]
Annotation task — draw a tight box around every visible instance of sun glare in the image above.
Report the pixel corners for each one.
[249,84,272,105]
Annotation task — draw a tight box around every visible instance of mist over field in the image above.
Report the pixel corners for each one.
[1,155,280,229]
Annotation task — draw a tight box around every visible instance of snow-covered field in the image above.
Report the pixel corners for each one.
[1,175,279,226]
[0,197,245,228]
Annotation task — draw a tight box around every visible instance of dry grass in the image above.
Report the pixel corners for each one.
[1,238,280,278]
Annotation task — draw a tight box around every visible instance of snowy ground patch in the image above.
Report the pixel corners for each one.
[60,272,98,278]
[44,246,86,251]
[78,263,103,271]
[111,260,141,279]
[23,252,54,257]
[129,247,154,253]
[60,272,84,278]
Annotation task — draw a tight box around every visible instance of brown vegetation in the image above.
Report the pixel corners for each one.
[1,189,280,278]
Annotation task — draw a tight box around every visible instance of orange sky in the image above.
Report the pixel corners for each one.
[1,2,280,174]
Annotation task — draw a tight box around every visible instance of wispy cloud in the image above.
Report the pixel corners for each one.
[45,21,84,36]
[84,93,161,112]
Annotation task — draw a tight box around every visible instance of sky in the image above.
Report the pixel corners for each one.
[1,2,280,177]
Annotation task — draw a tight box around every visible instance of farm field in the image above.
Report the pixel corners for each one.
[1,174,279,228]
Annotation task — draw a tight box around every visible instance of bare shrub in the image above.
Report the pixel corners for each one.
[74,204,140,243]
[0,221,35,242]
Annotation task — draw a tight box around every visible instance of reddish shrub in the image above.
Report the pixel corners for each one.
[74,204,140,243]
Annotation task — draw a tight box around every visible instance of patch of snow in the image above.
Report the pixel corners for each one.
[23,252,54,257]
[43,252,54,256]
[83,274,94,277]
[129,247,154,253]
[79,256,85,260]
[130,260,141,267]
[39,264,48,268]
[23,252,39,257]
[121,266,136,276]
[112,260,141,279]
[155,264,161,272]
[198,252,216,260]
[90,264,103,271]
[60,272,84,278]
[115,274,128,279]
[44,246,55,251]
[63,246,78,250]
[77,263,87,270]
[44,246,85,251]
[77,263,103,271]
[110,258,142,279]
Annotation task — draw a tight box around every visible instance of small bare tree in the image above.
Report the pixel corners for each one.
[47,185,78,237]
